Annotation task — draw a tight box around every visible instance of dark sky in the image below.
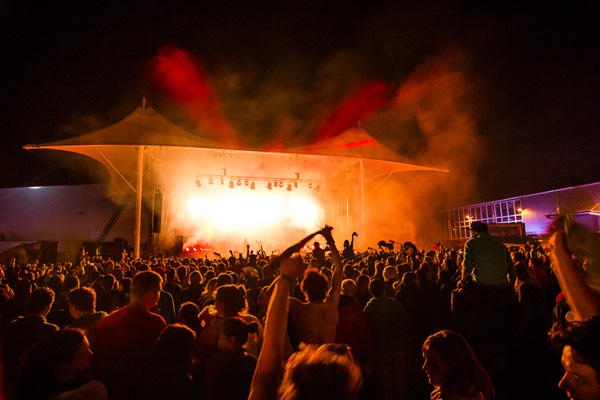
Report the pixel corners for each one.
[1,1,599,204]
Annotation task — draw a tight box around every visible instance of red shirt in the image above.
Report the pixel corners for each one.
[94,305,166,378]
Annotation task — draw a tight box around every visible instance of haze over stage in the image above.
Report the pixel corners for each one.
[25,106,446,253]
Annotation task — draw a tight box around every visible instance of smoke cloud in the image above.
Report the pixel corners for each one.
[363,51,485,247]
[145,44,484,250]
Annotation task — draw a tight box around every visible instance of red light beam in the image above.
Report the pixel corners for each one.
[149,45,240,145]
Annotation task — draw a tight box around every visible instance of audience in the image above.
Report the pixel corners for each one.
[1,221,597,400]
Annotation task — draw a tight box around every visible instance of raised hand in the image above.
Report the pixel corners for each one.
[320,225,334,242]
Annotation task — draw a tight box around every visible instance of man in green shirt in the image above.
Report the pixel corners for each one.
[459,221,517,398]
[462,221,516,287]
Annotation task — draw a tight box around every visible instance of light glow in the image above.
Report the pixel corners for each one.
[180,186,322,251]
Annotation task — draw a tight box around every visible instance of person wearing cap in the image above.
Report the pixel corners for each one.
[462,221,516,287]
[458,221,517,397]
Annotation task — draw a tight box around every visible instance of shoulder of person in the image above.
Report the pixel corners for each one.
[49,380,108,400]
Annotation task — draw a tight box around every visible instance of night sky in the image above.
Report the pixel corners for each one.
[2,1,599,205]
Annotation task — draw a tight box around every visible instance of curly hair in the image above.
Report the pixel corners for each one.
[301,271,329,303]
[549,317,600,383]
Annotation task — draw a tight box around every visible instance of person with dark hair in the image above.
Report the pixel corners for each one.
[422,330,494,400]
[3,287,59,398]
[216,272,233,287]
[116,277,131,308]
[66,287,107,350]
[178,301,203,338]
[150,285,177,325]
[136,324,196,400]
[94,271,167,400]
[355,274,373,309]
[312,240,327,267]
[95,274,118,313]
[208,317,259,400]
[195,284,263,359]
[342,232,358,261]
[163,267,183,311]
[364,278,412,400]
[549,317,600,400]
[181,270,204,303]
[19,328,107,400]
[288,226,343,345]
[194,284,264,396]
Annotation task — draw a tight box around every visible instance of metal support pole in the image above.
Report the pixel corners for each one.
[359,159,367,249]
[134,145,144,259]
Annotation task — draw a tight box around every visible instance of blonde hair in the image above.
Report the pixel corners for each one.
[279,344,362,400]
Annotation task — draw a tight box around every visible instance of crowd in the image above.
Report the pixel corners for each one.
[0,221,599,400]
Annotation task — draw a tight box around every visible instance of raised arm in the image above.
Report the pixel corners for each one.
[350,232,357,249]
[268,230,321,274]
[322,226,343,307]
[281,231,320,260]
[249,256,306,400]
[548,230,600,320]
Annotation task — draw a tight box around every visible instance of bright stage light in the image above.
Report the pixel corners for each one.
[185,188,321,235]
[289,197,320,227]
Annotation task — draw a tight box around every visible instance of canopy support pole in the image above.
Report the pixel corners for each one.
[360,159,367,248]
[367,164,401,198]
[94,146,136,192]
[134,146,144,259]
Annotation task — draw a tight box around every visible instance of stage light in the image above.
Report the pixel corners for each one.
[279,182,283,188]
[244,180,249,186]
[195,179,201,187]
[208,178,214,185]
[294,182,298,188]
[250,182,256,190]
[308,183,313,189]
[287,183,292,191]
[237,179,242,186]
[267,182,272,190]
[315,184,321,192]
[220,177,225,185]
[229,181,235,189]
